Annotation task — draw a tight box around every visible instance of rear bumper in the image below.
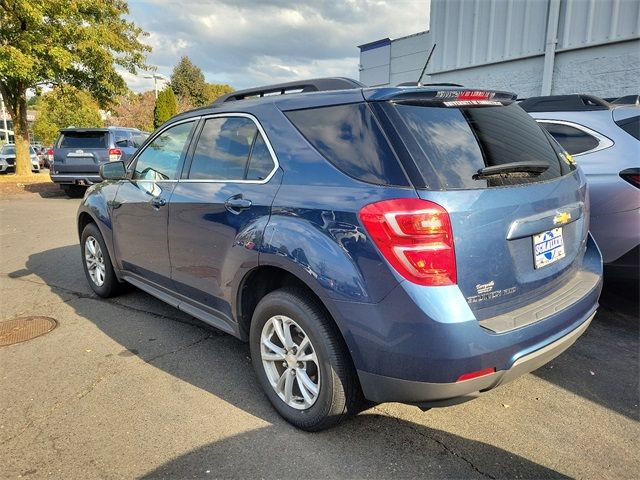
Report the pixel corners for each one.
[358,313,593,407]
[50,173,102,185]
[332,233,602,405]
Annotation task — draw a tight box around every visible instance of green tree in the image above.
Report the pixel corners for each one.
[33,86,103,145]
[205,83,235,103]
[153,87,177,129]
[0,0,149,175]
[170,56,207,107]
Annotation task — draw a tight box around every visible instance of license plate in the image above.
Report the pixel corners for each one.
[533,227,565,269]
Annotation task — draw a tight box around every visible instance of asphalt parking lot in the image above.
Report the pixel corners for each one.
[1,192,638,479]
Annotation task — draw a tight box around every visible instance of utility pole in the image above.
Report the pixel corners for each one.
[144,73,166,99]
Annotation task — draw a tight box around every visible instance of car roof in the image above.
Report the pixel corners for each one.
[166,79,516,124]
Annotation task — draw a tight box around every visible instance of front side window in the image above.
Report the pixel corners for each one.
[539,122,600,155]
[133,121,194,180]
[188,116,275,181]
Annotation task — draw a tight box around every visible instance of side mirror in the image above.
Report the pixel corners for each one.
[100,160,127,180]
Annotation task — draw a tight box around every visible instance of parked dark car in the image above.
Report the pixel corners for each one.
[49,127,148,197]
[77,78,602,431]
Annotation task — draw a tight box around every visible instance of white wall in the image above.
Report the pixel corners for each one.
[424,39,640,98]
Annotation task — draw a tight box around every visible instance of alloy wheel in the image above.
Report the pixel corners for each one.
[260,315,320,410]
[84,236,106,287]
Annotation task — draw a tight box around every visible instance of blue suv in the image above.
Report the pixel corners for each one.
[77,78,602,431]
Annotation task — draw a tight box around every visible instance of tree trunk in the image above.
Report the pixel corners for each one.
[12,87,33,176]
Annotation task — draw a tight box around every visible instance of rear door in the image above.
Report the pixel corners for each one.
[168,114,281,321]
[54,130,109,174]
[376,96,588,320]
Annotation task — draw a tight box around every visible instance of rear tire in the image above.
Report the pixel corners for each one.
[62,185,86,198]
[250,287,361,431]
[80,223,122,298]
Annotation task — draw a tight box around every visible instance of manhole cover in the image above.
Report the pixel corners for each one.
[0,316,58,347]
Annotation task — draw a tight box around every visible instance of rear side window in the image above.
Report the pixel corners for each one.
[246,134,274,180]
[394,102,569,189]
[188,117,257,180]
[285,103,408,186]
[131,133,149,148]
[538,122,600,155]
[114,131,132,148]
[615,115,640,141]
[59,132,108,149]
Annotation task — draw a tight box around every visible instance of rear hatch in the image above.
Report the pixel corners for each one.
[54,130,109,173]
[369,89,589,320]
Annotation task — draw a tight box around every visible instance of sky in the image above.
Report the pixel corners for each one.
[122,0,430,92]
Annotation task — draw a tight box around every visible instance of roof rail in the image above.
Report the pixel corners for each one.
[213,77,365,105]
[519,94,610,113]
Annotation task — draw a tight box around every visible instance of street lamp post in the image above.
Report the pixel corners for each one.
[143,73,167,99]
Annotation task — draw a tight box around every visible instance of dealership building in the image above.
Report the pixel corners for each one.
[358,0,640,98]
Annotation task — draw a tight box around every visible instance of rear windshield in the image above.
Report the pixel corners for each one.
[59,132,108,149]
[615,115,640,141]
[394,102,573,189]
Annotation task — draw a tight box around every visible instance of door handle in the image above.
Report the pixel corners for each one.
[151,197,167,208]
[225,195,252,214]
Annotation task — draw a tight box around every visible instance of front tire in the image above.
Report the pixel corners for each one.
[250,287,361,431]
[80,223,121,297]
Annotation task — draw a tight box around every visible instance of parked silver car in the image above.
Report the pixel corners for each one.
[0,144,40,173]
[521,95,639,278]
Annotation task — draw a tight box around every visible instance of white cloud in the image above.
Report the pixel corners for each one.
[126,0,430,91]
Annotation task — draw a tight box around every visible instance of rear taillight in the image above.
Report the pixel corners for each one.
[359,198,457,286]
[47,148,54,162]
[620,168,640,188]
[109,148,122,162]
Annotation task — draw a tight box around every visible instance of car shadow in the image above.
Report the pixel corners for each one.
[532,277,639,421]
[9,244,630,477]
[139,414,569,479]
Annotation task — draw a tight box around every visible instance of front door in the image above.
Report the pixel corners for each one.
[112,120,197,290]
[168,114,281,320]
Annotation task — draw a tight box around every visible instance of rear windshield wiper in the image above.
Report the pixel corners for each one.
[473,161,549,179]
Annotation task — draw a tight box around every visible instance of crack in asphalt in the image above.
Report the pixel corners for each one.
[375,406,497,479]
[144,334,214,363]
[0,273,210,331]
